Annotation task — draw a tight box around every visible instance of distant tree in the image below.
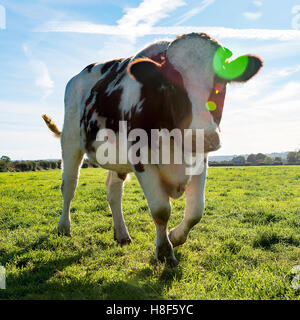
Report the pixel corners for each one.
[14,161,30,172]
[1,155,11,163]
[0,160,8,172]
[49,161,57,169]
[287,152,297,163]
[273,157,283,165]
[247,154,256,163]
[31,161,37,171]
[255,153,266,163]
[233,156,246,164]
[264,156,273,165]
[38,160,50,170]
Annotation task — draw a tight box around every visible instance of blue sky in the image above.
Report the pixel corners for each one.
[0,0,300,160]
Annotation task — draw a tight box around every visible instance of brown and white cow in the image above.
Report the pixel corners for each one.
[43,33,262,266]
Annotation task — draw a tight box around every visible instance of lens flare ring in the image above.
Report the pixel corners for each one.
[206,101,217,111]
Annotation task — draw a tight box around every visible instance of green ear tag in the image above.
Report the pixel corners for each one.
[213,47,248,80]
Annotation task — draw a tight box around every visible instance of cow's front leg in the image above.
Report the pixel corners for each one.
[106,170,132,245]
[168,160,207,247]
[133,165,178,266]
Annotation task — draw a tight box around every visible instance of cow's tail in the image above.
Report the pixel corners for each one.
[41,114,61,138]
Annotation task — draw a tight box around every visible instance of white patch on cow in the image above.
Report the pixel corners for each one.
[134,40,170,60]
[118,41,170,120]
[166,35,218,131]
[119,74,142,117]
[106,72,123,95]
[134,98,145,114]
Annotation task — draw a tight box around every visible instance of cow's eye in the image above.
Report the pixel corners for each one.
[214,83,225,94]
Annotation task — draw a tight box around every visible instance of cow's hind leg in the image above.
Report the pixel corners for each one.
[106,171,131,245]
[58,145,84,236]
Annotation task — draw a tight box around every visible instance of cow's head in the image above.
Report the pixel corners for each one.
[128,33,263,153]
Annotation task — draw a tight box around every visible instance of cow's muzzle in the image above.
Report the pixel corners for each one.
[187,129,221,153]
[204,130,221,152]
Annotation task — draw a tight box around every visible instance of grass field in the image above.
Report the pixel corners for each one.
[0,166,299,300]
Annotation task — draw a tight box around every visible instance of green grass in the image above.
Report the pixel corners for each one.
[0,166,299,300]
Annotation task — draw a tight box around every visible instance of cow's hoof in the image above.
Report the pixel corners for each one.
[156,241,178,267]
[165,256,179,267]
[117,237,132,246]
[168,229,186,248]
[156,255,179,268]
[114,228,132,246]
[58,224,71,237]
[58,229,71,237]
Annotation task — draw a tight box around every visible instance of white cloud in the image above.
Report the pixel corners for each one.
[243,11,262,20]
[118,0,185,28]
[30,61,54,89]
[253,1,263,7]
[249,41,300,61]
[117,0,186,41]
[175,0,216,25]
[275,65,300,77]
[36,22,300,42]
[23,44,54,99]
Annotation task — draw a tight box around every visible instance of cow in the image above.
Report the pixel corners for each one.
[42,32,263,266]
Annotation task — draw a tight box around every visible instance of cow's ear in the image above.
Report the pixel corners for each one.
[128,58,162,85]
[228,55,263,83]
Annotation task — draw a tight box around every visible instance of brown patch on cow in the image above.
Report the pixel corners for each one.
[154,217,167,225]
[85,120,101,152]
[83,63,97,73]
[117,57,132,73]
[208,76,227,126]
[101,58,123,74]
[153,207,170,224]
[134,162,145,172]
[127,57,192,146]
[117,173,127,181]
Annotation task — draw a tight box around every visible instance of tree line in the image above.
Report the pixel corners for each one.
[0,156,98,172]
[0,151,299,172]
[209,151,300,166]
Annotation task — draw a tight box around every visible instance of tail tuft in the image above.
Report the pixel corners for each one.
[42,114,61,138]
